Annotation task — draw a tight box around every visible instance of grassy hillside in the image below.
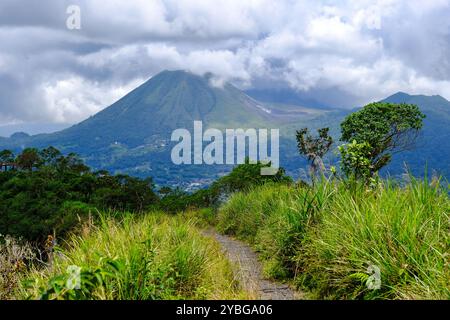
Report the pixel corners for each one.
[1,127,448,300]
[2,174,448,300]
[216,178,449,299]
[14,213,249,300]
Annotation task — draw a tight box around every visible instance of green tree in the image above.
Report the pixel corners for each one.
[213,158,292,195]
[340,102,425,176]
[296,127,333,176]
[57,152,89,174]
[16,148,42,171]
[39,146,62,167]
[0,148,160,241]
[338,140,373,181]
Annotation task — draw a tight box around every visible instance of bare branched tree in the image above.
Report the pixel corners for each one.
[296,127,333,178]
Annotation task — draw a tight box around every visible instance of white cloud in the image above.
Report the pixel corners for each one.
[42,77,144,123]
[0,0,450,124]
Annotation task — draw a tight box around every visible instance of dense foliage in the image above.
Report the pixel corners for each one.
[158,159,293,213]
[0,148,291,241]
[0,147,158,241]
[340,102,425,176]
[338,140,374,181]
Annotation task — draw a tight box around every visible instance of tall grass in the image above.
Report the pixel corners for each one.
[19,213,248,300]
[216,178,449,299]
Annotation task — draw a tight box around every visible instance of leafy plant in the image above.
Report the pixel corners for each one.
[20,214,249,300]
[340,102,425,176]
[338,140,374,182]
[37,258,122,300]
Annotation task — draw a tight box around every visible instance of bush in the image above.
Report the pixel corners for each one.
[157,160,293,214]
[211,159,293,196]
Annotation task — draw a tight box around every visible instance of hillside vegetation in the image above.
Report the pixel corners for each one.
[1,99,448,301]
[0,147,159,242]
[216,178,449,299]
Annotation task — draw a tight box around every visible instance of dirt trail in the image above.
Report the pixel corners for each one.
[205,230,302,300]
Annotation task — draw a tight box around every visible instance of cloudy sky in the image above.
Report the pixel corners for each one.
[1,0,450,130]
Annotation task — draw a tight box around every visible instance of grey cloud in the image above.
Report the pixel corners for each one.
[0,0,450,126]
[0,0,68,28]
[380,3,450,81]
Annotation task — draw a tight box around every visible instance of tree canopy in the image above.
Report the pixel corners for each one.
[0,147,159,241]
[340,102,425,175]
[0,148,293,241]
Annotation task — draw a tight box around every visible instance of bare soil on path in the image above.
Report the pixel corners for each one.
[204,230,303,300]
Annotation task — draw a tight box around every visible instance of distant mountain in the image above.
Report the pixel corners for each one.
[56,70,280,149]
[9,132,30,140]
[0,71,448,186]
[0,70,332,187]
[380,92,450,179]
[24,71,326,147]
[0,123,70,138]
[245,88,333,110]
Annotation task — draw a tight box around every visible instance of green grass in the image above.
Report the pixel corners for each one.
[216,178,449,299]
[19,213,249,300]
[6,176,449,300]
